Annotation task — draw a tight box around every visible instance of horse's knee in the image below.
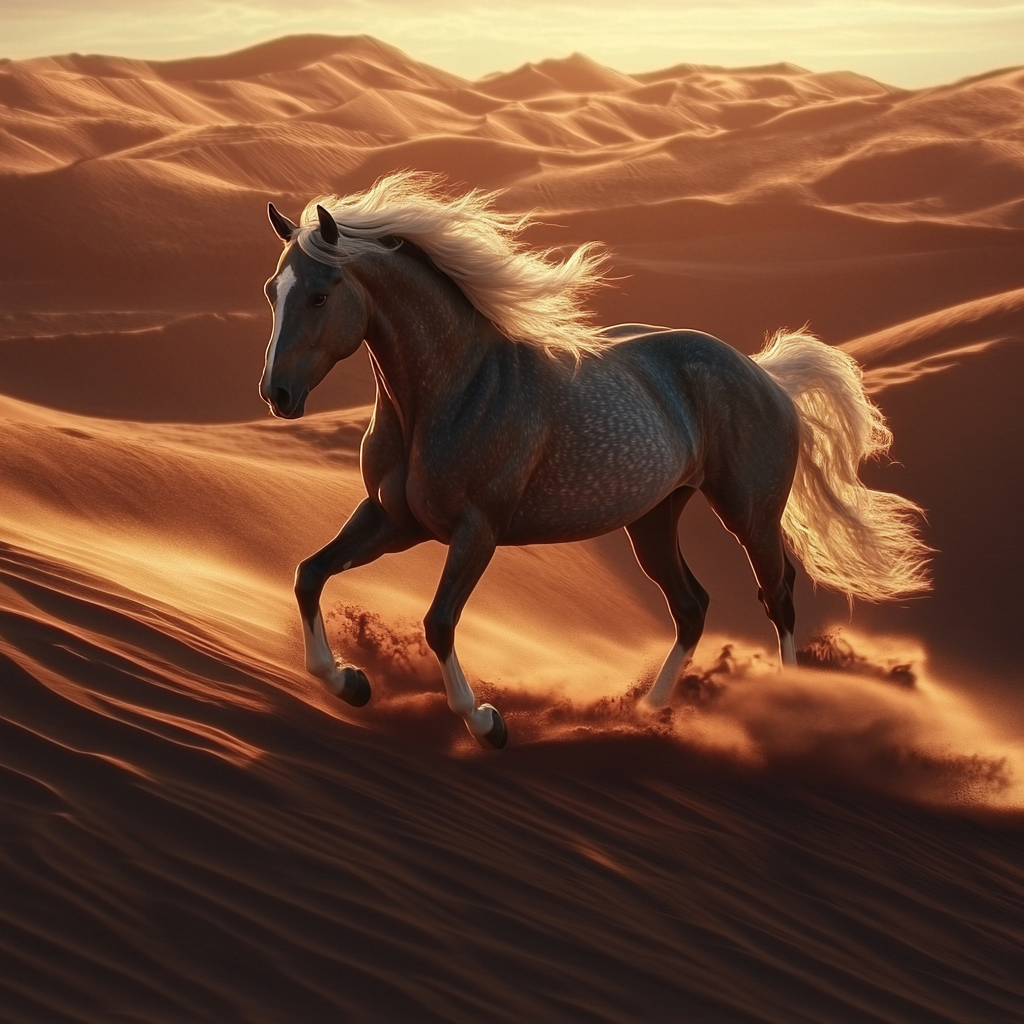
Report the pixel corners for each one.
[294,558,325,610]
[423,613,454,661]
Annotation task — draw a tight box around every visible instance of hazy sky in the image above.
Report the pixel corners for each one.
[3,0,1022,88]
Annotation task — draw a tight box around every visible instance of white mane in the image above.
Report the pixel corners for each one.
[294,172,612,359]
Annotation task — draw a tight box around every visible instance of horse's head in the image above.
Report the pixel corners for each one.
[259,203,370,419]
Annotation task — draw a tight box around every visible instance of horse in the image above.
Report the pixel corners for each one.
[259,172,930,749]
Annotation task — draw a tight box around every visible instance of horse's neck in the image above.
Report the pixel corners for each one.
[359,250,492,425]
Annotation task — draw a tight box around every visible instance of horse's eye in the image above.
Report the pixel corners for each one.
[312,293,327,307]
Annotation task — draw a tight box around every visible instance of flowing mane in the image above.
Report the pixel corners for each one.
[294,172,612,359]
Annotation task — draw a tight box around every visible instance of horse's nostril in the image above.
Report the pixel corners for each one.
[271,386,291,411]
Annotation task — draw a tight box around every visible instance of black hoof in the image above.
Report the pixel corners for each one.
[477,704,508,750]
[337,666,371,708]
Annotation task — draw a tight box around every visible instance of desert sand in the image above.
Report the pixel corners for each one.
[1,35,1023,1021]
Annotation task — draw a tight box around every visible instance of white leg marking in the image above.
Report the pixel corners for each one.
[780,631,797,668]
[260,264,297,399]
[643,641,695,709]
[302,611,351,696]
[440,650,497,739]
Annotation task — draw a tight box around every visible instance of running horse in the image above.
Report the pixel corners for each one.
[259,173,929,749]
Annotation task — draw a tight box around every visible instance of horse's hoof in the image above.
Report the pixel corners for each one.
[477,704,507,750]
[337,666,371,707]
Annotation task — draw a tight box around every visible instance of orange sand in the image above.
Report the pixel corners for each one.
[1,36,1022,1021]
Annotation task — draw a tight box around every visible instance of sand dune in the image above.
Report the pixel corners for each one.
[4,387,1024,1020]
[1,36,1023,1021]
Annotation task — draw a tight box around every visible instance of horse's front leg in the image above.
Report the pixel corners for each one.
[423,512,507,749]
[295,498,423,704]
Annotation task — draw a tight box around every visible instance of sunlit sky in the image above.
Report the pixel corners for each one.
[3,0,1022,88]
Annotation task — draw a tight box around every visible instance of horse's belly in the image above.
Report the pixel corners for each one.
[507,425,693,543]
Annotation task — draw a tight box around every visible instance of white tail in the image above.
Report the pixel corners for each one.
[753,328,931,602]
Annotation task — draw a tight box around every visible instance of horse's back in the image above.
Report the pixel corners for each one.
[609,327,768,386]
[612,327,797,424]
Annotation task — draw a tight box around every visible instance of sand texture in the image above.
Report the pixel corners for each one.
[1,35,1023,1022]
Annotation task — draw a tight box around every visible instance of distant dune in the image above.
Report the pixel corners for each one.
[1,36,1022,1022]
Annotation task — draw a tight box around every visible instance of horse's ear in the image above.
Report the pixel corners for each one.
[316,204,339,247]
[268,202,298,242]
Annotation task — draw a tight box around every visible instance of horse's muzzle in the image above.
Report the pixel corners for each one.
[268,385,307,419]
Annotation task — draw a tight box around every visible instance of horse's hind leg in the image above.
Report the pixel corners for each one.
[295,498,424,704]
[704,492,797,667]
[625,487,710,708]
[744,522,797,665]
